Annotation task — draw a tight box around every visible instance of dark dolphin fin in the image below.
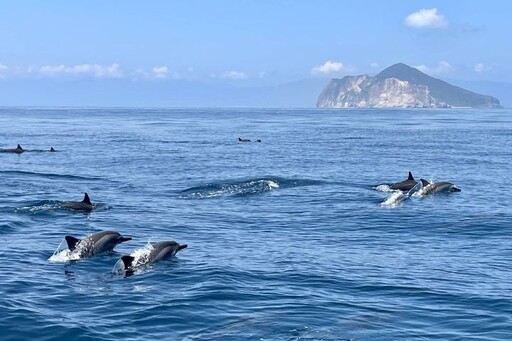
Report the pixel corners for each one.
[420,179,430,187]
[178,244,188,251]
[82,193,92,205]
[238,137,242,141]
[50,147,55,152]
[121,255,135,269]
[408,171,414,180]
[17,144,23,150]
[65,236,81,251]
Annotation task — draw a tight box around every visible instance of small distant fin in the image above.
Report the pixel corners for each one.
[121,255,135,269]
[17,144,23,150]
[408,171,414,180]
[238,137,242,141]
[65,236,81,251]
[82,193,92,205]
[50,147,55,152]
[420,179,430,187]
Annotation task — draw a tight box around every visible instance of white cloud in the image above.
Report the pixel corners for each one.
[152,66,169,79]
[414,61,453,75]
[0,63,8,71]
[370,62,379,68]
[474,63,492,73]
[220,71,247,80]
[36,63,123,78]
[404,8,447,29]
[311,60,344,75]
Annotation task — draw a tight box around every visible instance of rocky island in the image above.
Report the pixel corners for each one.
[316,63,501,108]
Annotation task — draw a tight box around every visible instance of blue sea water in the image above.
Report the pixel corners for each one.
[0,107,511,341]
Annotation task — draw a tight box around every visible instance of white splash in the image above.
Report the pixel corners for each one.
[375,184,393,192]
[380,191,407,207]
[48,240,80,262]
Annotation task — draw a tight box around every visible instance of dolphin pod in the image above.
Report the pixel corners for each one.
[61,193,94,211]
[64,230,132,259]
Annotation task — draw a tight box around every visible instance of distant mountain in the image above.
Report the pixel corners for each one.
[317,63,502,108]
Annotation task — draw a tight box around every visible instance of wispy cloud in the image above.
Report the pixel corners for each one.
[404,8,448,29]
[0,63,8,71]
[33,63,123,78]
[370,62,379,68]
[151,66,169,79]
[220,71,247,80]
[414,61,453,75]
[311,61,344,75]
[474,63,492,73]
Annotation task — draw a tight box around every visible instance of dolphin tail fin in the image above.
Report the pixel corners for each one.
[121,255,135,269]
[420,179,430,187]
[178,244,188,251]
[65,236,81,251]
[408,171,414,180]
[82,193,92,205]
[17,144,23,150]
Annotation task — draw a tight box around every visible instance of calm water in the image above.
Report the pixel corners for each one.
[0,107,511,341]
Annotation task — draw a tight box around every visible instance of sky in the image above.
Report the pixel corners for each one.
[0,0,511,87]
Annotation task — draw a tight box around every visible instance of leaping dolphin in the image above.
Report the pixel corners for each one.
[0,144,24,154]
[389,171,418,191]
[117,241,188,272]
[61,193,93,211]
[64,230,132,258]
[419,179,461,195]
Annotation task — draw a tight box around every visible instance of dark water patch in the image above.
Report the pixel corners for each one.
[0,170,106,182]
[178,177,325,199]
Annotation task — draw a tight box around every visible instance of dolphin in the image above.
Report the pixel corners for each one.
[64,230,132,258]
[238,137,251,142]
[0,144,24,154]
[118,241,188,271]
[61,193,93,211]
[419,179,461,195]
[389,171,418,191]
[50,147,56,152]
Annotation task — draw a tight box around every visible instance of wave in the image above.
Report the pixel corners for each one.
[178,177,324,199]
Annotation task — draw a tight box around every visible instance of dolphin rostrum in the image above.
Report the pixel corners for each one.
[0,144,24,154]
[419,179,461,195]
[118,241,188,271]
[64,230,132,258]
[389,171,418,191]
[61,193,94,211]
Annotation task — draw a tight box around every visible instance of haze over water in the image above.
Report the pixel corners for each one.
[0,107,511,340]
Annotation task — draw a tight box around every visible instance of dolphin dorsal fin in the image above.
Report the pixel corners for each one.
[65,236,81,251]
[50,147,55,152]
[408,172,414,180]
[420,179,430,187]
[82,193,92,205]
[17,144,23,150]
[121,256,135,269]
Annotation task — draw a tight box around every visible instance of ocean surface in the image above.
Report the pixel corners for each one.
[0,107,511,341]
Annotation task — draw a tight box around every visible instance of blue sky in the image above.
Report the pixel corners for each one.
[0,1,511,85]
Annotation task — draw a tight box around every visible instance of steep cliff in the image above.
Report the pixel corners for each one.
[317,63,501,108]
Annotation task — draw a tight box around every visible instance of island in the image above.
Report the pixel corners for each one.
[316,63,501,108]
